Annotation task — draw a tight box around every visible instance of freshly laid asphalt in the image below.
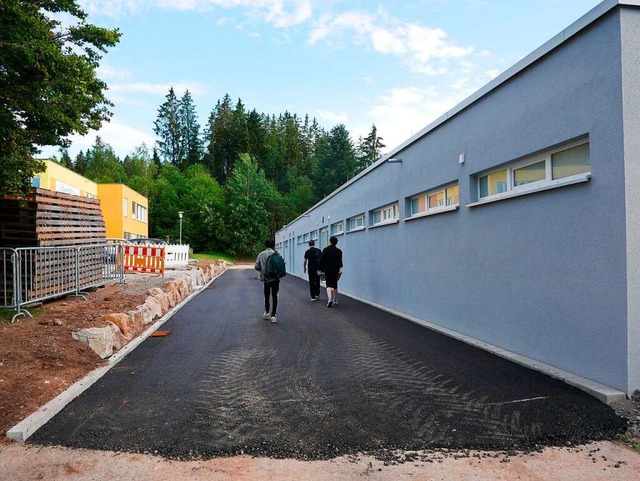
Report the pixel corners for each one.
[29,268,626,460]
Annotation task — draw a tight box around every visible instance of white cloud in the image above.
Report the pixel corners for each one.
[360,85,476,151]
[75,122,155,156]
[316,109,348,124]
[109,81,206,96]
[308,9,475,76]
[81,0,313,27]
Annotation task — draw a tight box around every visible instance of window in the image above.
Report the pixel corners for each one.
[132,201,148,223]
[409,183,459,217]
[347,214,365,232]
[123,197,128,217]
[477,140,590,202]
[303,232,310,242]
[32,177,41,188]
[297,235,303,244]
[331,221,344,235]
[371,202,399,226]
[311,230,319,241]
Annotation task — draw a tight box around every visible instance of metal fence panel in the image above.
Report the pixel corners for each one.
[1,244,125,320]
[0,248,18,310]
[16,246,79,307]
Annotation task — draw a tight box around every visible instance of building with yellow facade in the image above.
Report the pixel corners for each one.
[32,160,149,240]
[97,184,148,240]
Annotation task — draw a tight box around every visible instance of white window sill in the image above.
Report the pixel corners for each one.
[405,205,458,221]
[346,226,366,234]
[331,232,344,237]
[467,172,591,208]
[369,219,399,229]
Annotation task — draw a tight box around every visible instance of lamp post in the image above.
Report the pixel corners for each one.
[178,211,184,245]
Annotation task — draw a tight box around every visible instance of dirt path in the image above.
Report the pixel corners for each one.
[1,441,639,481]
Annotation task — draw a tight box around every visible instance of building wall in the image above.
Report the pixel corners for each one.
[622,6,640,394]
[35,160,98,197]
[279,6,639,394]
[97,184,148,239]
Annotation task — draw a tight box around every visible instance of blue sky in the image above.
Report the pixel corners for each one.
[45,0,604,159]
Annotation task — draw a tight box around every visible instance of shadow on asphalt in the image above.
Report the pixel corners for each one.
[29,268,626,460]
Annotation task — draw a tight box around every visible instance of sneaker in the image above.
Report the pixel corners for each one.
[311,297,317,302]
[263,311,270,320]
[333,299,338,305]
[270,316,278,323]
[326,300,333,308]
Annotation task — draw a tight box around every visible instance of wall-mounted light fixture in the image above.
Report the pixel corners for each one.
[458,153,465,164]
[387,158,403,164]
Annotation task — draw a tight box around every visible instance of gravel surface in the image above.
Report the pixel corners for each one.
[29,269,628,461]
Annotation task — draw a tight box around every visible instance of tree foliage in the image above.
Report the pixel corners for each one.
[357,124,386,171]
[58,89,385,257]
[0,0,120,196]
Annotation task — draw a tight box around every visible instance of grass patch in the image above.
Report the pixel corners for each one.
[617,434,640,452]
[0,307,38,323]
[192,251,238,264]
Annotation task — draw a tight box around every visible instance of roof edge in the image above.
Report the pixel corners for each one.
[279,0,638,234]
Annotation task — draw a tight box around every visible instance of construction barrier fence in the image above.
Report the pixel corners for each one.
[0,244,124,323]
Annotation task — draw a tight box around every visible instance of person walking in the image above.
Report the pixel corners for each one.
[254,239,280,323]
[303,240,322,301]
[319,236,343,308]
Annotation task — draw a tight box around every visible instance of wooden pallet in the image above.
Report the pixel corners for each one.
[0,188,106,247]
[0,188,108,302]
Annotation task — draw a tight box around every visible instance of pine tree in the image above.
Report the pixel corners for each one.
[154,87,184,167]
[180,90,203,168]
[356,124,385,172]
[74,151,88,175]
[312,125,357,198]
[59,148,73,169]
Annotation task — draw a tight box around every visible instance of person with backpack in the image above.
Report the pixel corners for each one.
[303,240,322,301]
[254,239,286,323]
[318,236,343,308]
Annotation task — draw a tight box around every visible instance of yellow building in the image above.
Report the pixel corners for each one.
[33,160,98,198]
[97,184,148,240]
[32,160,149,240]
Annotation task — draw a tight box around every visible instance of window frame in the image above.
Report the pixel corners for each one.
[406,182,459,221]
[331,220,344,236]
[346,214,366,233]
[471,140,591,206]
[370,202,399,228]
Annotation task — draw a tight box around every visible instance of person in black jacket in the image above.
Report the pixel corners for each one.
[303,240,322,301]
[319,236,343,308]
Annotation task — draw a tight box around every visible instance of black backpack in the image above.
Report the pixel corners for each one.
[265,252,286,281]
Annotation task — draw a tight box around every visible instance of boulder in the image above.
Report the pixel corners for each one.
[72,322,126,359]
[163,281,180,307]
[148,287,170,314]
[102,312,143,340]
[143,296,163,322]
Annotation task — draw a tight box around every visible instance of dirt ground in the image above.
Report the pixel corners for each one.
[0,261,638,476]
[0,273,169,439]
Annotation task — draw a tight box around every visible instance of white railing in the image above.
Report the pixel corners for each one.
[165,244,190,268]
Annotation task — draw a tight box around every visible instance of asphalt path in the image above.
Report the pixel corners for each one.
[29,267,625,460]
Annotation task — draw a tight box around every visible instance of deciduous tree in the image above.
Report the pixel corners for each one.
[0,0,120,196]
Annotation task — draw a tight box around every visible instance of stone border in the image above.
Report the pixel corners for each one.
[6,262,227,442]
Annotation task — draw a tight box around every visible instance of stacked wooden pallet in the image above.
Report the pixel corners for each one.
[0,188,106,247]
[0,189,107,304]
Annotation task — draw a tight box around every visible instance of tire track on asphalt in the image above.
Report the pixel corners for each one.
[323,311,538,448]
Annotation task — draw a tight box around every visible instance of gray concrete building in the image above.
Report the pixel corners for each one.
[276,0,640,398]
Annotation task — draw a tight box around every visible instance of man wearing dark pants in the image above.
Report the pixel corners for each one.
[319,236,343,308]
[303,240,322,301]
[254,239,279,323]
